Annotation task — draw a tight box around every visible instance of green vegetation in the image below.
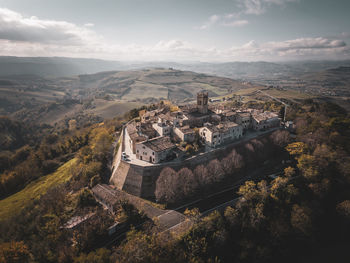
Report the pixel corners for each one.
[0,158,76,220]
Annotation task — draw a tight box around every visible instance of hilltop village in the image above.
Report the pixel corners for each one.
[124,92,280,164]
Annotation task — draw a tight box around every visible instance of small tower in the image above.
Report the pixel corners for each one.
[197,91,208,114]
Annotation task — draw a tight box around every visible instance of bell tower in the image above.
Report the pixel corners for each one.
[197,91,208,114]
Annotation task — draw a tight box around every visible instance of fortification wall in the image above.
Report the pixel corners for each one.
[110,130,274,199]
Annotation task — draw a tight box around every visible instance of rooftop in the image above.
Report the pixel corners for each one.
[236,112,251,118]
[178,126,195,134]
[127,121,148,143]
[140,136,175,152]
[216,121,239,132]
[203,121,239,133]
[252,111,279,122]
[63,213,95,229]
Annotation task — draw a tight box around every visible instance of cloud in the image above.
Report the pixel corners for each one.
[0,8,99,45]
[226,37,349,61]
[197,0,297,30]
[267,37,346,51]
[222,20,249,27]
[197,14,220,30]
[0,35,348,62]
[198,14,248,29]
[238,0,298,15]
[84,23,94,27]
[0,8,348,61]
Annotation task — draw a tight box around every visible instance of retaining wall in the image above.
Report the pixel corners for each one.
[110,130,277,199]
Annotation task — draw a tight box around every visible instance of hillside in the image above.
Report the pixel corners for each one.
[0,68,249,126]
[301,67,350,96]
[0,158,76,220]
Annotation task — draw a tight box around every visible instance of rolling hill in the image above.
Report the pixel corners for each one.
[0,68,250,126]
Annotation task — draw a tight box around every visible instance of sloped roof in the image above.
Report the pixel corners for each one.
[140,136,175,152]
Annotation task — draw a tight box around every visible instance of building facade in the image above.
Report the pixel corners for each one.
[173,126,196,142]
[199,122,243,148]
[135,136,176,164]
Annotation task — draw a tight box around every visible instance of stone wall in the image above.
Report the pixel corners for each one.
[110,129,277,199]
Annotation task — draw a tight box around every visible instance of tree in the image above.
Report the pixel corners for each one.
[207,159,224,183]
[286,142,307,156]
[0,241,31,263]
[290,204,312,236]
[284,166,295,178]
[155,167,177,203]
[74,248,111,263]
[194,164,210,186]
[77,189,97,208]
[297,154,319,181]
[177,167,197,198]
[221,149,243,176]
[270,130,290,146]
[336,200,350,219]
[185,144,195,155]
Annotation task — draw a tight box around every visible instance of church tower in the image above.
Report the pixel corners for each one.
[197,91,208,114]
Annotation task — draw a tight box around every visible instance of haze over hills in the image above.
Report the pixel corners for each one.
[0,56,126,77]
[1,56,350,80]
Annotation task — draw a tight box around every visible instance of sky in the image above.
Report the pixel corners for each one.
[0,0,349,62]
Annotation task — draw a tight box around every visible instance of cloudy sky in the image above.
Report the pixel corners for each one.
[0,0,349,61]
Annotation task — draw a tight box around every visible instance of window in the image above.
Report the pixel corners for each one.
[142,146,145,149]
[152,152,155,155]
[137,150,139,153]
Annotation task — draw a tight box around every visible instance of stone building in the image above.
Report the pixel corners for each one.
[251,111,280,130]
[199,121,243,148]
[235,112,252,130]
[152,117,172,136]
[127,121,157,154]
[197,91,209,114]
[173,126,196,143]
[135,136,176,163]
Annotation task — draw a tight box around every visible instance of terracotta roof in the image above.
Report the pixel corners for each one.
[140,136,175,152]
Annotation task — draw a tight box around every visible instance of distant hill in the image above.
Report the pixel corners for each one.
[0,56,126,77]
[1,56,350,80]
[0,68,248,125]
[75,68,246,102]
[299,66,350,97]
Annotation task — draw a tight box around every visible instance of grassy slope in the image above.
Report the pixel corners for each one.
[0,158,77,220]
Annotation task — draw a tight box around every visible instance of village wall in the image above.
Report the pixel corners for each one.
[110,130,276,199]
